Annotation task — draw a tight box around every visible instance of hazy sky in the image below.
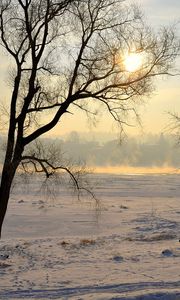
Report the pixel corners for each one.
[51,0,180,137]
[0,0,180,138]
[53,0,180,137]
[128,0,180,136]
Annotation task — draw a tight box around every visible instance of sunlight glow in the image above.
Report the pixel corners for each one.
[94,166,180,175]
[124,52,143,72]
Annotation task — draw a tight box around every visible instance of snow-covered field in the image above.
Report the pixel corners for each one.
[0,173,180,299]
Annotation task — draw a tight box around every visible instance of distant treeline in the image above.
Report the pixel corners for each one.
[1,132,180,167]
[56,132,180,167]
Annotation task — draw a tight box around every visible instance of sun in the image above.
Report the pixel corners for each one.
[124,52,143,72]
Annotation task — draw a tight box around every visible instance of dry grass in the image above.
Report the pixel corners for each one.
[80,239,96,246]
[61,241,69,247]
[0,262,11,268]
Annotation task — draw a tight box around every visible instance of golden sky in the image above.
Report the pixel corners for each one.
[0,0,180,138]
[55,0,180,137]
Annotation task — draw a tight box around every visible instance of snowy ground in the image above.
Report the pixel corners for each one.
[0,173,180,299]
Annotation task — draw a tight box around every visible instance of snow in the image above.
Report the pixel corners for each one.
[0,173,180,299]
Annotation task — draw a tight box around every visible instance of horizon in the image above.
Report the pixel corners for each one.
[1,131,180,173]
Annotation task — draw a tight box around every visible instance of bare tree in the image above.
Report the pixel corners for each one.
[167,112,180,144]
[0,0,179,237]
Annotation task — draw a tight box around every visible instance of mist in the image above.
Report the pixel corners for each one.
[1,131,180,172]
[43,132,180,169]
[61,131,180,170]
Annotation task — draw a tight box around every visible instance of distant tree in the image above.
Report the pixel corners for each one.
[168,112,180,144]
[0,0,179,237]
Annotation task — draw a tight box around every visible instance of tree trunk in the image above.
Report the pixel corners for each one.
[0,166,16,239]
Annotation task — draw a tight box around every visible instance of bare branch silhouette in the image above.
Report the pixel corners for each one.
[0,0,179,237]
